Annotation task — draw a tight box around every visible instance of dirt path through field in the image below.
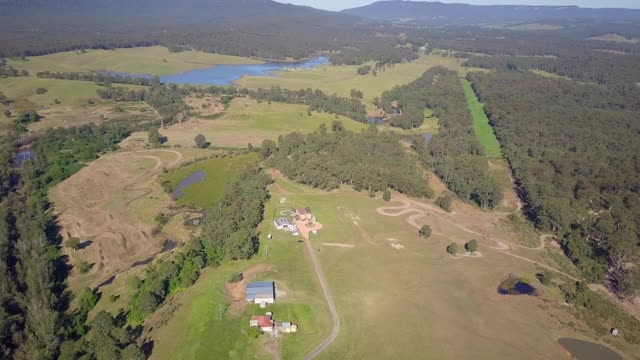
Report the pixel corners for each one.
[376,197,579,281]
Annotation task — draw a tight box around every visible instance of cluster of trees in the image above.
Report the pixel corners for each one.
[128,168,270,324]
[469,71,640,294]
[263,123,434,198]
[0,58,28,77]
[329,42,419,66]
[250,87,367,123]
[36,71,156,86]
[98,82,189,127]
[382,67,502,208]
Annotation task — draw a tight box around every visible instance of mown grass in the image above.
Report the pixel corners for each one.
[461,79,502,157]
[236,55,463,109]
[160,153,258,209]
[8,46,262,76]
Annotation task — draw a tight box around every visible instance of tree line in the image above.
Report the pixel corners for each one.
[127,168,270,324]
[381,67,503,208]
[468,71,640,295]
[262,123,434,198]
[250,87,367,123]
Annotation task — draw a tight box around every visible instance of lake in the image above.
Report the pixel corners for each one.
[110,56,329,85]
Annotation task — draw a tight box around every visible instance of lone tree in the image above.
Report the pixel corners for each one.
[148,126,166,146]
[383,189,391,202]
[465,239,478,253]
[194,133,209,148]
[436,194,453,212]
[419,225,432,238]
[446,242,459,255]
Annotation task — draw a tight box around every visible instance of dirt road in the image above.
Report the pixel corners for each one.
[302,236,340,360]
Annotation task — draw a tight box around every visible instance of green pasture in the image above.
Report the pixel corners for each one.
[160,153,258,209]
[8,46,262,76]
[461,79,502,157]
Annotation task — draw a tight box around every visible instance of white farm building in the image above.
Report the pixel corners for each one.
[245,281,276,304]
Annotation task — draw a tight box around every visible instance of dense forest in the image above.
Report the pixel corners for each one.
[381,67,502,208]
[469,71,640,294]
[263,123,433,198]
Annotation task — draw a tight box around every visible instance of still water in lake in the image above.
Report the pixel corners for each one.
[111,56,329,85]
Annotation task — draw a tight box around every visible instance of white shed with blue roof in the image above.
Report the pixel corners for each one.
[245,281,276,304]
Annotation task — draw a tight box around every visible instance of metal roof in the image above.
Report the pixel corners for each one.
[275,217,292,226]
[246,282,275,298]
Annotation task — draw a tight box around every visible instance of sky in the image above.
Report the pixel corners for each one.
[276,0,640,11]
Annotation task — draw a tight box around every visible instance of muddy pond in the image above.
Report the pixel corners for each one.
[557,338,622,360]
[172,170,205,199]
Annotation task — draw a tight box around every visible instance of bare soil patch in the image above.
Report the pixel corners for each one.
[50,147,210,292]
[29,102,155,132]
[185,95,225,117]
[224,263,273,316]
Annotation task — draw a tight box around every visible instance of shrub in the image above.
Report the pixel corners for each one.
[419,225,432,238]
[383,189,391,201]
[248,326,262,338]
[228,272,243,283]
[446,242,459,255]
[78,288,98,313]
[35,87,48,95]
[194,133,209,148]
[435,194,453,212]
[465,239,478,253]
[65,238,80,250]
[368,189,376,198]
[3,110,11,117]
[109,294,120,303]
[77,261,91,274]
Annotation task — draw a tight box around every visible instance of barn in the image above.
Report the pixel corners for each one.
[245,281,276,304]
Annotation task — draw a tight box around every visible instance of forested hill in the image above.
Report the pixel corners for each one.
[342,1,640,25]
[0,0,369,59]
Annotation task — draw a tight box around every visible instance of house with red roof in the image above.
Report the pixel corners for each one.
[249,315,274,332]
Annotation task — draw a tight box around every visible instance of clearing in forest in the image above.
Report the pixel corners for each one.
[49,147,217,293]
[7,46,263,76]
[461,79,502,157]
[145,174,640,359]
[161,97,367,148]
[160,152,258,209]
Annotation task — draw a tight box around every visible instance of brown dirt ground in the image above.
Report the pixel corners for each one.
[28,102,156,132]
[50,146,215,293]
[224,263,273,316]
[184,95,225,117]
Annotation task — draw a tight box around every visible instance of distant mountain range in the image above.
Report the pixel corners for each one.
[342,1,640,25]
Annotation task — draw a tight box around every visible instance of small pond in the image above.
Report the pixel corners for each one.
[422,133,433,143]
[557,338,622,360]
[172,170,205,199]
[367,117,385,125]
[161,240,177,253]
[497,274,538,296]
[109,56,329,85]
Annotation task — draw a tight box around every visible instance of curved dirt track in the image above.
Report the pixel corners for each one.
[377,199,579,281]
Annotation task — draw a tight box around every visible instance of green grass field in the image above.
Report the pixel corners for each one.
[148,180,333,360]
[236,55,463,109]
[8,46,262,76]
[161,97,368,148]
[160,153,258,209]
[462,79,502,157]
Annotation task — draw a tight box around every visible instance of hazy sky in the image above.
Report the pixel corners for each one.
[276,0,640,11]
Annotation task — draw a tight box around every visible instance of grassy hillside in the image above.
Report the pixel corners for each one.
[8,46,263,76]
[161,97,368,148]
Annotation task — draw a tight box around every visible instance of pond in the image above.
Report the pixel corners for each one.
[172,170,205,199]
[497,274,538,295]
[557,338,622,360]
[422,133,433,143]
[110,56,329,85]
